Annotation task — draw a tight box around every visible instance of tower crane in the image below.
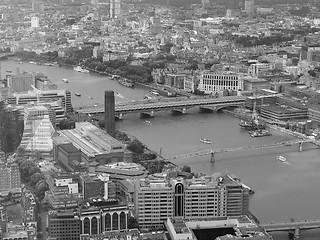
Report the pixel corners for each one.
[30,84,40,103]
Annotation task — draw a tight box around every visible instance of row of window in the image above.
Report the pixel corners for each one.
[203,75,239,80]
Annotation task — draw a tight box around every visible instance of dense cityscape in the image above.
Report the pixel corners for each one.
[0,0,320,240]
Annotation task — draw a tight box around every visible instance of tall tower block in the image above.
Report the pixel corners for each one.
[110,0,121,19]
[104,91,115,137]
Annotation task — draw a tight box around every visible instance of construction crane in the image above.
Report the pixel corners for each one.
[30,84,40,103]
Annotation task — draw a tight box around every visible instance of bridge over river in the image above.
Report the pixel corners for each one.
[261,219,320,239]
[166,138,319,161]
[75,95,246,117]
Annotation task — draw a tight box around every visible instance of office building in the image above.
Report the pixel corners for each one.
[32,2,44,12]
[0,162,21,194]
[6,89,73,114]
[91,0,99,5]
[134,174,250,231]
[244,0,255,15]
[104,91,115,137]
[198,71,244,95]
[110,0,121,19]
[6,73,35,93]
[48,211,82,240]
[48,204,130,239]
[248,63,272,77]
[0,103,24,154]
[31,16,39,28]
[165,216,273,240]
[20,105,55,153]
[80,173,116,200]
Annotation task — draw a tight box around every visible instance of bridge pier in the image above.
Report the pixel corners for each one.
[199,106,215,112]
[210,151,215,163]
[288,227,300,239]
[140,111,155,118]
[117,113,126,120]
[171,108,187,114]
[298,142,303,152]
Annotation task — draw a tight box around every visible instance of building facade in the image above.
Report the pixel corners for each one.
[134,174,250,231]
[20,106,55,153]
[0,162,21,194]
[198,71,244,95]
[48,205,130,240]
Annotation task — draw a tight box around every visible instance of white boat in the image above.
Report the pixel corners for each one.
[200,138,212,144]
[62,78,69,83]
[145,120,152,125]
[75,93,81,97]
[277,156,286,162]
[74,66,89,73]
[150,90,160,96]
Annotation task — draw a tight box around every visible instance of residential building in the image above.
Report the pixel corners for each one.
[80,229,140,240]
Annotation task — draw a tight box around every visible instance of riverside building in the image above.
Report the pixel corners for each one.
[134,174,250,231]
[198,71,244,95]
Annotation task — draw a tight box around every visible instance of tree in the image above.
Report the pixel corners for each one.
[59,119,75,130]
[127,216,139,229]
[30,172,45,186]
[127,139,145,154]
[35,183,49,202]
[181,165,191,173]
[19,161,40,182]
[98,120,105,129]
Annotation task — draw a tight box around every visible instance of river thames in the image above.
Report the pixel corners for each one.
[2,60,320,239]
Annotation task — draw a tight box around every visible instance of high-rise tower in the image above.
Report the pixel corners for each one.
[244,0,255,15]
[110,0,121,19]
[104,91,115,137]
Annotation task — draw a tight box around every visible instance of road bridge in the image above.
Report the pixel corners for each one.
[0,52,14,59]
[74,96,246,118]
[166,138,318,161]
[261,220,320,239]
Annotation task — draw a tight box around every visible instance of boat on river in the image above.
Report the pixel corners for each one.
[74,66,89,73]
[62,78,69,83]
[118,78,134,88]
[145,120,152,125]
[277,156,287,162]
[75,93,81,97]
[249,129,271,138]
[200,138,212,144]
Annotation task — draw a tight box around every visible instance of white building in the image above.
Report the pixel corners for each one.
[198,71,244,94]
[110,0,121,19]
[31,16,39,28]
[244,0,255,15]
[20,105,55,153]
[248,63,272,77]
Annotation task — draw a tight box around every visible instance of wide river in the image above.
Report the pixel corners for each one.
[2,60,320,239]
